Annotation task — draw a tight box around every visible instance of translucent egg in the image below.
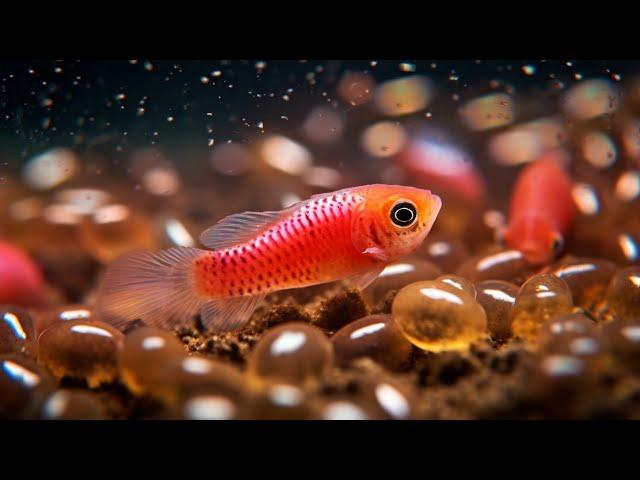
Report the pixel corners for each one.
[0,354,56,419]
[392,280,487,352]
[331,314,413,370]
[418,233,470,274]
[476,280,518,343]
[0,305,37,357]
[40,389,107,420]
[436,274,477,299]
[603,320,640,369]
[456,248,537,285]
[34,304,96,336]
[37,319,124,388]
[252,383,315,420]
[319,398,373,420]
[544,312,599,338]
[532,353,592,398]
[337,71,375,106]
[510,274,574,344]
[151,354,248,408]
[170,392,247,420]
[247,323,333,385]
[599,229,640,265]
[374,75,433,116]
[459,93,514,131]
[552,257,617,308]
[361,377,417,420]
[78,204,158,264]
[364,260,441,306]
[540,315,605,358]
[118,327,187,396]
[606,266,640,323]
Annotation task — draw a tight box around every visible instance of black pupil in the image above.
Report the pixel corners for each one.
[391,202,416,226]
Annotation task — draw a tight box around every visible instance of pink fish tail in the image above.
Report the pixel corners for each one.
[95,247,207,330]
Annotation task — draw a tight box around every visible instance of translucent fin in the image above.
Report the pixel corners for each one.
[362,247,390,262]
[200,294,265,333]
[199,210,288,250]
[95,247,206,329]
[345,265,386,290]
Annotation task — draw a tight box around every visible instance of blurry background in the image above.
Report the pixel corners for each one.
[0,59,639,304]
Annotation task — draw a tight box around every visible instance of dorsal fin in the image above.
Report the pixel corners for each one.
[199,188,361,251]
[199,209,290,250]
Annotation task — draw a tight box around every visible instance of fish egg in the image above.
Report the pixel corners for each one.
[118,327,186,396]
[331,314,413,370]
[510,274,574,345]
[247,323,333,385]
[605,266,640,323]
[37,319,124,388]
[392,280,487,352]
[1,354,56,419]
[476,280,518,343]
[0,305,36,357]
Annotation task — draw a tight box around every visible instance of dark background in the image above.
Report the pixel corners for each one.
[1,59,638,169]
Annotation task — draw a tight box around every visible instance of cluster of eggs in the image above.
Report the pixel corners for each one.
[0,301,421,419]
[2,258,638,419]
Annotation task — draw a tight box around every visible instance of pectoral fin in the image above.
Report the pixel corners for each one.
[345,265,386,291]
[362,247,390,262]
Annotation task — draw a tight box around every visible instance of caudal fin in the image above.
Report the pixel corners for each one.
[95,247,206,329]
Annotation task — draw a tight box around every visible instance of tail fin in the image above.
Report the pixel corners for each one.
[95,247,206,330]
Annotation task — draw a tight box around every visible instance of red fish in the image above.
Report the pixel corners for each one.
[396,139,486,202]
[96,185,442,332]
[504,150,576,264]
[0,241,45,307]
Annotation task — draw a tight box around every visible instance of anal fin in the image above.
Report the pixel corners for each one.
[200,294,266,333]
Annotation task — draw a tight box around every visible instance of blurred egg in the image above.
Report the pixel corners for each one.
[0,306,37,357]
[360,121,407,158]
[615,171,640,202]
[571,183,600,216]
[142,166,181,196]
[302,106,344,144]
[489,128,543,166]
[1,354,56,419]
[54,189,111,215]
[209,142,254,176]
[459,93,514,131]
[337,71,375,106]
[302,166,342,189]
[562,79,620,121]
[621,118,640,162]
[261,135,312,175]
[7,197,44,221]
[374,75,433,116]
[162,218,195,247]
[40,389,106,420]
[79,204,158,263]
[489,117,566,166]
[22,148,79,190]
[580,131,617,169]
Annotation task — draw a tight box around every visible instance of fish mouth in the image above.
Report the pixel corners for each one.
[519,244,551,265]
[429,192,443,217]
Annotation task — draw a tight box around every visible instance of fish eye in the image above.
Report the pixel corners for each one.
[390,201,417,228]
[550,234,565,253]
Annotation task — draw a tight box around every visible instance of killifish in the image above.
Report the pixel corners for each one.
[96,184,442,332]
[503,150,576,264]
